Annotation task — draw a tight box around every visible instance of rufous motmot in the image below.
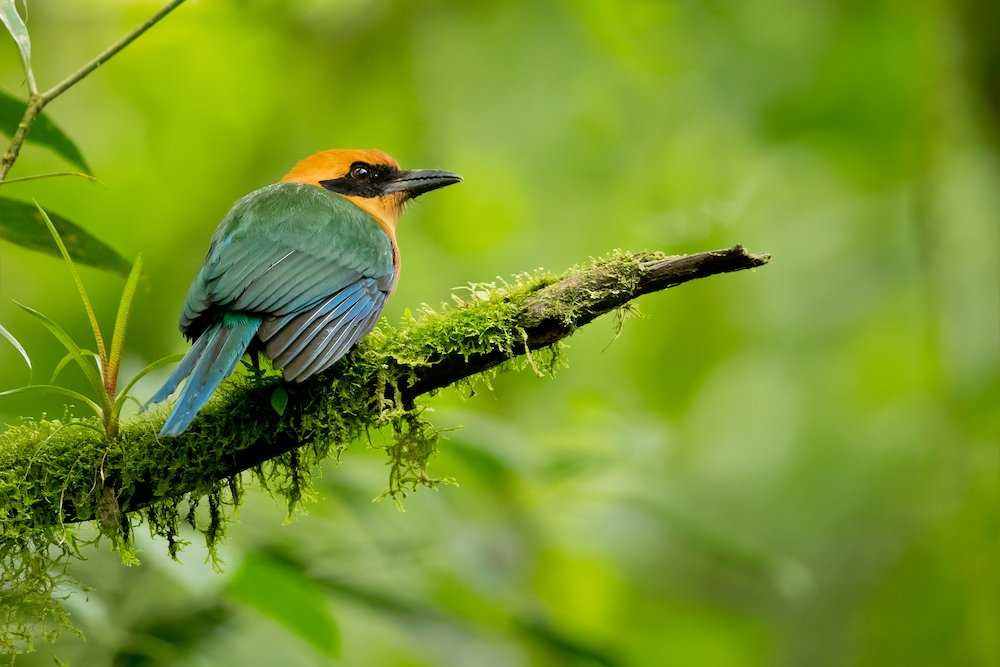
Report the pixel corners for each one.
[149,149,461,436]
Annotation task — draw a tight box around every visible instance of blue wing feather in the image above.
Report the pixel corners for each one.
[264,283,366,363]
[284,292,373,379]
[263,277,385,382]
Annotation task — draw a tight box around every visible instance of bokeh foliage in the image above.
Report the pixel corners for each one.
[0,0,997,665]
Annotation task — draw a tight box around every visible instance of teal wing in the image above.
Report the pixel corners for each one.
[181,182,395,382]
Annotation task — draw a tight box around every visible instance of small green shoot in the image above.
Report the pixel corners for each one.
[270,385,289,416]
[0,203,180,439]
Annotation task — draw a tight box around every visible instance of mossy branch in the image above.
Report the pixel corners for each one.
[1,246,768,528]
[1,246,767,651]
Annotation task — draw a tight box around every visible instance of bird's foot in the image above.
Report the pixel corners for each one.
[243,349,267,383]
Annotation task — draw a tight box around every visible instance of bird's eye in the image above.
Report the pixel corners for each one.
[350,164,371,180]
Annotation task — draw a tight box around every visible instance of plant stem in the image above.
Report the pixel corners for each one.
[40,0,187,105]
[0,0,187,181]
[0,94,41,179]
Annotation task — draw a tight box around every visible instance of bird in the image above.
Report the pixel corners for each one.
[148,148,461,437]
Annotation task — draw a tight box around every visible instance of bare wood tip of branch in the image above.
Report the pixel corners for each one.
[730,244,772,266]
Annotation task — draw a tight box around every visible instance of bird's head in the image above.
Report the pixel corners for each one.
[281,148,461,229]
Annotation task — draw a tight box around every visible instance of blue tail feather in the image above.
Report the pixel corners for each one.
[155,314,261,437]
[144,331,211,409]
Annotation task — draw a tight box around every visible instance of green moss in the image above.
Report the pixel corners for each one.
[0,250,653,657]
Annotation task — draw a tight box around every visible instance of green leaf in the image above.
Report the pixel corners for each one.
[35,202,108,365]
[14,300,104,396]
[0,171,95,186]
[108,254,143,388]
[0,321,30,375]
[113,353,184,414]
[114,603,229,666]
[0,2,35,93]
[0,196,128,275]
[50,348,99,383]
[0,384,104,420]
[0,90,89,172]
[270,385,288,416]
[227,551,340,658]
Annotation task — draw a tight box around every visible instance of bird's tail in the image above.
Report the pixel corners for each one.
[150,313,261,437]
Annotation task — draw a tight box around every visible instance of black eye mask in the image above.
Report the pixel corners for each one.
[320,163,463,199]
[319,162,397,198]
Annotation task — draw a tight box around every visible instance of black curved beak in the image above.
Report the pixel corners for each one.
[382,169,463,198]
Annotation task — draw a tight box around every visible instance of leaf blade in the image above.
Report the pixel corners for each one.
[50,348,99,384]
[14,300,103,396]
[0,196,129,275]
[35,202,108,368]
[0,2,35,93]
[0,171,95,186]
[0,384,104,420]
[108,254,143,391]
[227,551,341,658]
[0,90,89,171]
[0,320,30,375]
[113,353,184,414]
[270,385,288,416]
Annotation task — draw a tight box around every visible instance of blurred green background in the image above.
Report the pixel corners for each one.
[1,0,998,665]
